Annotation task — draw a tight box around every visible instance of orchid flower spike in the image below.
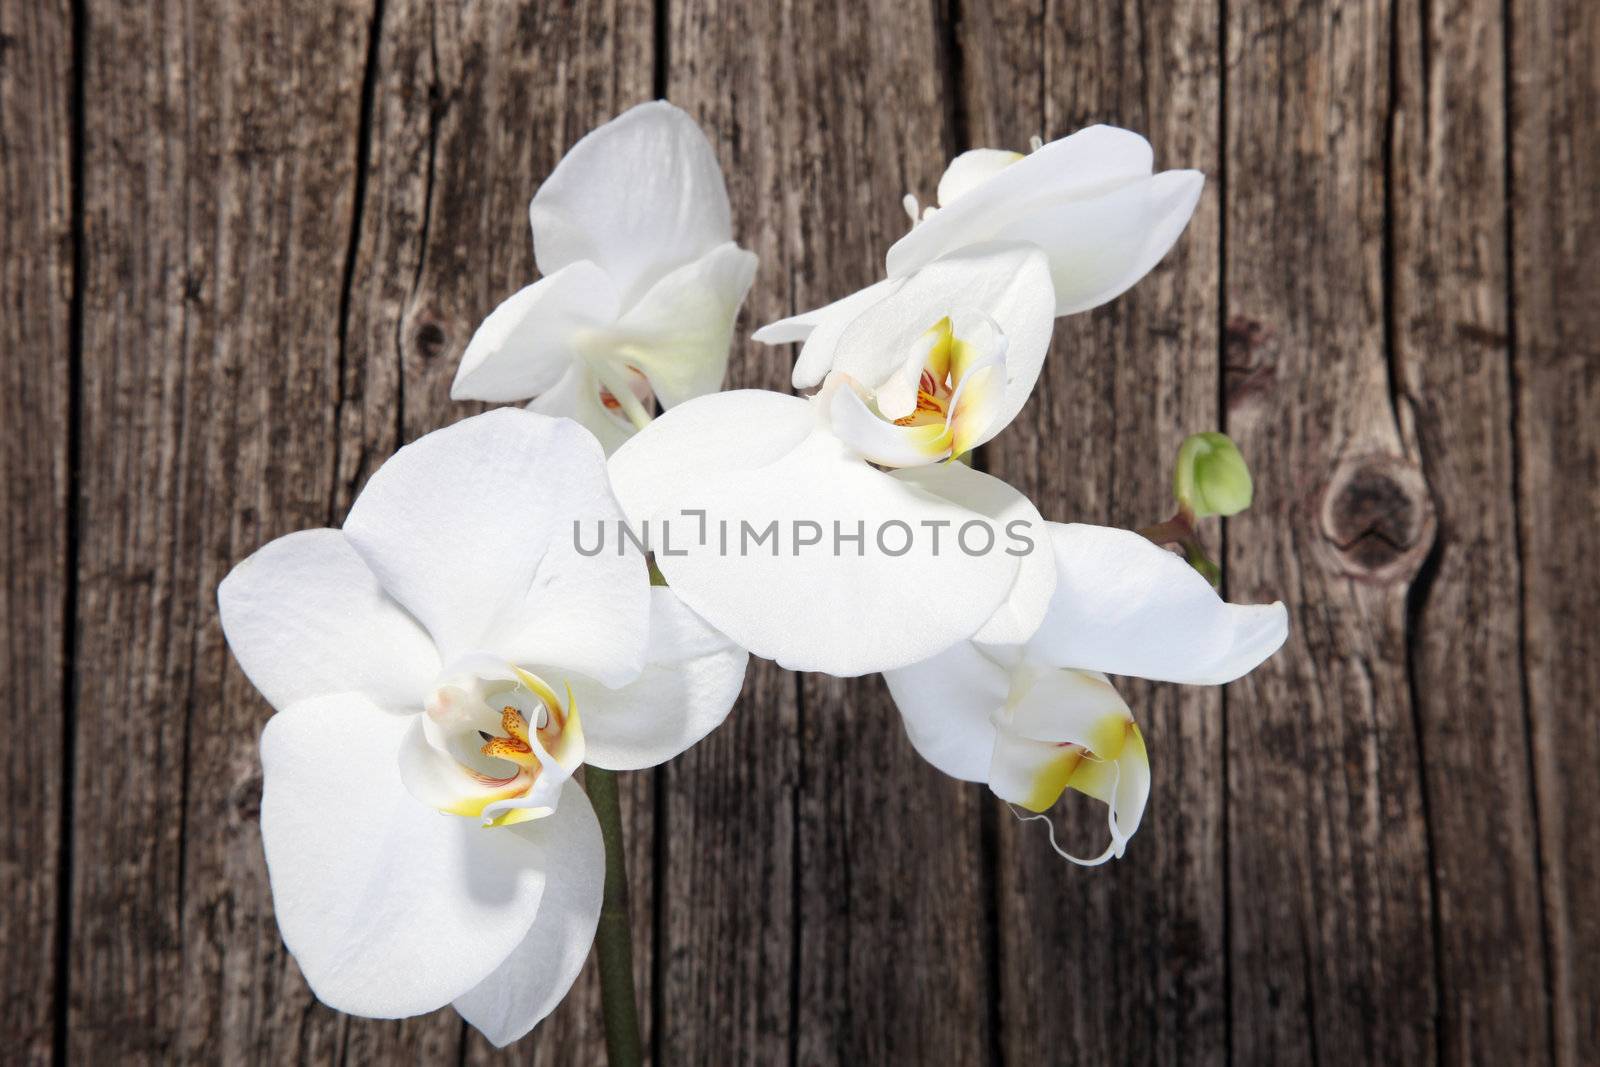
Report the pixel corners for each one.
[755,125,1202,390]
[883,522,1287,864]
[452,101,758,453]
[605,243,1058,677]
[217,409,747,1045]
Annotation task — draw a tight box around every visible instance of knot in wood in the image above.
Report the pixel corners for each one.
[414,319,448,360]
[1318,453,1436,583]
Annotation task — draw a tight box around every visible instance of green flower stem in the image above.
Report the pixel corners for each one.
[585,766,643,1067]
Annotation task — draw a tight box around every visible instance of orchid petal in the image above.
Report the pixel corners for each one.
[996,720,1150,866]
[451,262,621,403]
[608,389,1045,675]
[1028,522,1288,684]
[567,588,749,770]
[452,781,605,1046]
[218,529,439,713]
[823,374,952,468]
[342,409,649,686]
[1005,667,1133,750]
[530,101,733,309]
[258,694,550,1017]
[892,462,1054,647]
[881,639,1009,782]
[611,241,759,409]
[989,169,1204,315]
[887,125,1156,282]
[990,713,1148,854]
[751,278,905,387]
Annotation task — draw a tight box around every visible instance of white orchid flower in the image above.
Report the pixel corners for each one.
[217,409,747,1045]
[452,101,758,453]
[883,522,1287,864]
[754,125,1202,391]
[605,244,1058,677]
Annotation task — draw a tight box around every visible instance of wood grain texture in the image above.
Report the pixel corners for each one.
[0,2,72,1064]
[1224,0,1440,1062]
[963,0,1229,1061]
[4,0,1597,1062]
[1390,0,1551,1061]
[1510,0,1600,1061]
[70,2,368,1063]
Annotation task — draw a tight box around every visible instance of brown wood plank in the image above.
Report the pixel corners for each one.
[1390,0,1552,1061]
[1509,0,1600,1061]
[962,0,1229,1062]
[0,1,73,1063]
[1223,0,1440,1061]
[666,1,987,1062]
[334,1,659,1062]
[70,1,371,1062]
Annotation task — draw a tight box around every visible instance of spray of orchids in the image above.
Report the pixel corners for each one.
[219,102,1285,1061]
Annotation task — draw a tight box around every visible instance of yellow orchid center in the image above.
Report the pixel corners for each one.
[406,664,587,829]
[826,314,1004,468]
[889,316,999,461]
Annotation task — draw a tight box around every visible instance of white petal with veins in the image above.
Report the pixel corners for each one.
[530,100,734,309]
[218,528,439,713]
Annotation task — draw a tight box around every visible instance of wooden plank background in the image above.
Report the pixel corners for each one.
[2,0,1595,1062]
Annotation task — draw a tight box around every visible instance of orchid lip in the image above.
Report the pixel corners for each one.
[402,658,589,828]
[821,309,1007,469]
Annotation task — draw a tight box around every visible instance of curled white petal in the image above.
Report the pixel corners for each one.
[888,126,1201,316]
[1028,522,1288,684]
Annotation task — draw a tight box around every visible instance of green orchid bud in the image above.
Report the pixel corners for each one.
[1173,432,1254,519]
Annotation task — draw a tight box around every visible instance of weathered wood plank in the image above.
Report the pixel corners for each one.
[1223,0,1440,1062]
[963,0,1229,1061]
[1509,0,1600,1061]
[667,1,988,1061]
[0,2,73,1063]
[334,1,659,1062]
[1390,0,1552,1061]
[71,1,369,1062]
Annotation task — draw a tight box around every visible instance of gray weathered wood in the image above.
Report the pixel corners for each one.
[963,0,1229,1062]
[1391,0,1551,1060]
[1510,0,1600,1062]
[69,1,369,1062]
[0,2,73,1064]
[1224,0,1440,1061]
